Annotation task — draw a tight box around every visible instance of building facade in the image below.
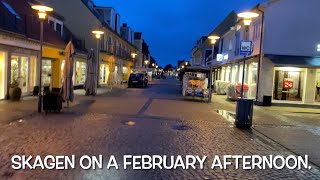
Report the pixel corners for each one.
[211,0,320,106]
[0,0,72,100]
[40,0,138,85]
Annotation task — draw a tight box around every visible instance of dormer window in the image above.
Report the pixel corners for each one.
[47,16,64,36]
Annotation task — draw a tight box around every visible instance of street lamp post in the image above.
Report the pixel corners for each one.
[32,5,53,113]
[92,30,104,88]
[208,35,220,103]
[144,60,149,68]
[237,12,259,99]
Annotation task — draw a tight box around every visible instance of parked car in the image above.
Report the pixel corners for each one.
[128,73,148,88]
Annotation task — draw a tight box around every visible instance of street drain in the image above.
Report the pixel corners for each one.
[171,125,191,131]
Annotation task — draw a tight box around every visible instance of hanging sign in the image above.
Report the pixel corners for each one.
[240,41,253,55]
[216,54,223,61]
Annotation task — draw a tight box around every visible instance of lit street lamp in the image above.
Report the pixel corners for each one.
[92,30,104,87]
[208,35,220,103]
[32,5,53,113]
[237,11,259,99]
[131,53,137,68]
[152,63,155,67]
[144,60,149,68]
[131,52,137,58]
[185,61,188,66]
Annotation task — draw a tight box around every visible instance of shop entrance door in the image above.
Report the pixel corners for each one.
[273,70,303,101]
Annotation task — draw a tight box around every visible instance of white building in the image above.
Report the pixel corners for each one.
[213,0,320,106]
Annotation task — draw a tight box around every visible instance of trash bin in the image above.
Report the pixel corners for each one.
[235,99,254,129]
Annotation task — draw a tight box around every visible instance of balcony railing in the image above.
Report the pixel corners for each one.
[100,45,134,61]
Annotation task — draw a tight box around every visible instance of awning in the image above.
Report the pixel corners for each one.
[266,54,320,67]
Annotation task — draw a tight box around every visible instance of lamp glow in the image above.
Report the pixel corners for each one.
[208,35,220,40]
[32,5,53,20]
[131,53,137,58]
[243,19,252,26]
[211,39,217,44]
[92,30,104,39]
[237,12,259,19]
[238,11,259,26]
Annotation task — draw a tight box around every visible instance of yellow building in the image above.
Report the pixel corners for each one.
[40,0,139,87]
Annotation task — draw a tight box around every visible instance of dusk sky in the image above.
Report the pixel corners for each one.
[94,0,263,67]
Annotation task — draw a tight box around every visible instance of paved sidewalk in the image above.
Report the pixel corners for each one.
[0,86,127,126]
[212,94,320,167]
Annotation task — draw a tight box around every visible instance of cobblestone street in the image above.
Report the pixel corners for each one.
[0,77,320,179]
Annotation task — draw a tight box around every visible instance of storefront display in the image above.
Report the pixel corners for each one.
[100,63,109,84]
[74,61,86,85]
[42,59,52,87]
[0,52,5,99]
[122,67,128,82]
[247,62,258,99]
[11,56,37,94]
[273,68,305,101]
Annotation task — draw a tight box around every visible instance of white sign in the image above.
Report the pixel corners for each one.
[240,41,252,55]
[216,54,223,61]
[224,54,229,60]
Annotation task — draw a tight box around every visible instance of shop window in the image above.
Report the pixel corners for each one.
[273,69,305,101]
[11,57,18,84]
[99,64,109,84]
[20,57,28,93]
[74,61,87,85]
[42,59,52,87]
[0,52,5,99]
[122,67,128,81]
[231,65,238,83]
[29,57,37,92]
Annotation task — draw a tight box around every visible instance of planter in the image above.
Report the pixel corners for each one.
[9,87,22,101]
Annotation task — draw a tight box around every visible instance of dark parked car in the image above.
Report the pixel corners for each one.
[128,73,148,88]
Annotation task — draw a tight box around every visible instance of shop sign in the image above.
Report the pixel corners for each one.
[240,41,253,55]
[224,54,229,60]
[0,34,39,50]
[216,54,223,61]
[284,78,293,89]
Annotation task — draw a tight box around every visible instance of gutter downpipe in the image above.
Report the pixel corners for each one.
[255,6,265,105]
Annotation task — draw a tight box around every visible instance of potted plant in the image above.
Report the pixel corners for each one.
[9,65,22,101]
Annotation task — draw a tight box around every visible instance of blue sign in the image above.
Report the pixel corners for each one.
[240,41,253,55]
